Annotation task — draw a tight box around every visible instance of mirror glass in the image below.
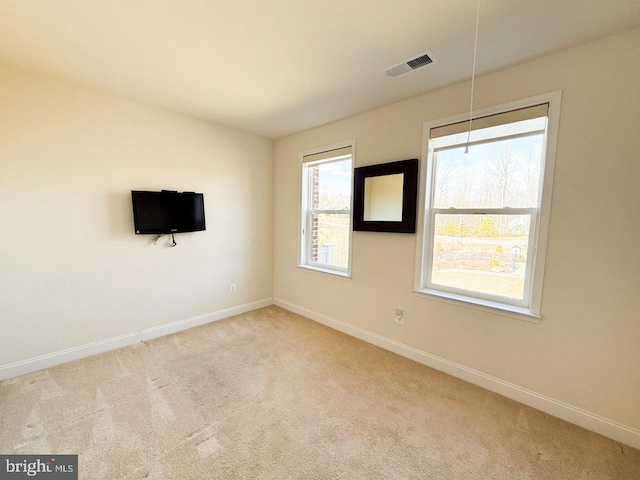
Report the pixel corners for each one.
[363,173,404,221]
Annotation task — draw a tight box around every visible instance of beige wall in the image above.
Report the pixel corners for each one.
[0,66,273,366]
[273,29,640,430]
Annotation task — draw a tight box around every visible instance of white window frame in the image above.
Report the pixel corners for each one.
[298,139,355,277]
[414,91,562,321]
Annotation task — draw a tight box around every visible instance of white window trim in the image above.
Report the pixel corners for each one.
[298,139,356,277]
[414,91,562,321]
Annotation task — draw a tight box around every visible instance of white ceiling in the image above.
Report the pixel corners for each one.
[1,1,639,139]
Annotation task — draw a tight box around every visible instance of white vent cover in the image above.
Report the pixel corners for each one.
[384,50,436,78]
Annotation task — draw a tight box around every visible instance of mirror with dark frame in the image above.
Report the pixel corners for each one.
[353,158,419,233]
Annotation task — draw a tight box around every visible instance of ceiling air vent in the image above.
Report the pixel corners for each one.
[384,50,436,78]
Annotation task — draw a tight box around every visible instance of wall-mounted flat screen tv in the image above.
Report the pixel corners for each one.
[131,190,205,234]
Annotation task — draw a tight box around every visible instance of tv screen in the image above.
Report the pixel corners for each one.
[131,190,205,234]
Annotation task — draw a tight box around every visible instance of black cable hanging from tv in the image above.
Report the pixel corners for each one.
[151,233,176,247]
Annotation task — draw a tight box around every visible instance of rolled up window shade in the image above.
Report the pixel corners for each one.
[430,103,549,140]
[303,146,352,164]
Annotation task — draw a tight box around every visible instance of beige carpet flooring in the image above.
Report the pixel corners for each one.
[1,306,639,479]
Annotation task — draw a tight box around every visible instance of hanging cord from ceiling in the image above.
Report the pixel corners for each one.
[465,0,481,154]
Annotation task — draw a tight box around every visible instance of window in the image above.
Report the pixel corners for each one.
[415,92,561,319]
[299,142,354,276]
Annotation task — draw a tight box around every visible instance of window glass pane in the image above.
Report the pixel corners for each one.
[433,132,544,209]
[309,159,352,210]
[431,214,531,300]
[311,213,350,269]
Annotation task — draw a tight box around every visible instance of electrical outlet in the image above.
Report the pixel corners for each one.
[395,308,404,324]
[230,283,237,293]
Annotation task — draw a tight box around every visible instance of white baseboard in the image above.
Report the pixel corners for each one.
[273,297,640,450]
[0,297,273,382]
[139,297,273,342]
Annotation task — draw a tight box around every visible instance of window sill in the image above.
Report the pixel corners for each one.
[412,288,541,323]
[297,264,351,279]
